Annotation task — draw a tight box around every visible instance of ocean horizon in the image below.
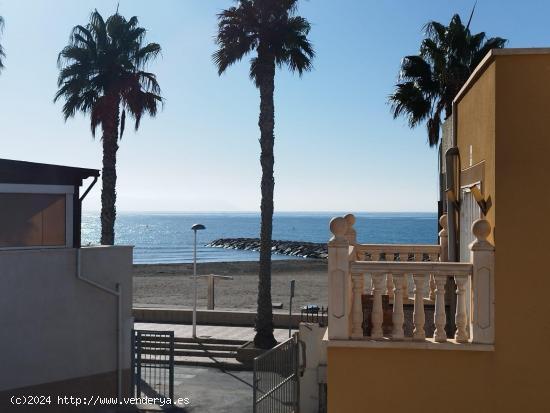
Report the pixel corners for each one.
[82,211,438,264]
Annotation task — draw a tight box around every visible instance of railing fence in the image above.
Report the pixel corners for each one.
[131,329,175,404]
[253,334,300,413]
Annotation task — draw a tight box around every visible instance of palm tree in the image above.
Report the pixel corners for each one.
[55,10,162,245]
[0,16,5,71]
[213,0,314,349]
[389,12,506,146]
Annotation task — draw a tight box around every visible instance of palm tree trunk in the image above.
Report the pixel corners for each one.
[100,100,120,245]
[253,55,277,350]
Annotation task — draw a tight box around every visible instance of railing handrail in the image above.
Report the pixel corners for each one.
[254,334,297,363]
[355,244,441,253]
[350,260,472,276]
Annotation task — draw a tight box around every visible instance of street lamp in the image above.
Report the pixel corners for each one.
[191,223,206,338]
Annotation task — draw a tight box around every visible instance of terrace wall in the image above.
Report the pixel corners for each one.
[0,246,133,404]
[327,51,550,413]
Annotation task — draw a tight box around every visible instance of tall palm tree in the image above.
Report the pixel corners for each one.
[389,12,506,146]
[55,10,162,245]
[0,16,5,71]
[214,0,314,349]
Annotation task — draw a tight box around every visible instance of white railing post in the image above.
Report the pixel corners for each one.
[392,273,405,340]
[439,214,448,262]
[434,276,448,342]
[413,274,426,340]
[430,214,448,302]
[470,219,495,344]
[328,217,352,340]
[344,213,357,245]
[351,272,364,339]
[454,276,469,343]
[371,273,385,339]
[385,253,394,300]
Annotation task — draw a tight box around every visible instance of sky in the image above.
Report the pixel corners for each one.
[0,0,547,212]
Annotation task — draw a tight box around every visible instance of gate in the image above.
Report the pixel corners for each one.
[253,334,300,413]
[132,330,175,403]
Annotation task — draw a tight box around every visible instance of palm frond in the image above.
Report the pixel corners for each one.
[55,9,163,134]
[214,0,314,85]
[390,11,506,147]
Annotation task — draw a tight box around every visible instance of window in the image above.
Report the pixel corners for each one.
[0,192,69,248]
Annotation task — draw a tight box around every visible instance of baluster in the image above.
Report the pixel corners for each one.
[413,274,426,340]
[351,272,365,339]
[429,275,436,301]
[370,250,379,261]
[428,253,438,300]
[392,273,405,340]
[434,275,448,342]
[439,214,448,262]
[385,252,394,299]
[370,273,385,339]
[402,274,409,300]
[454,275,468,343]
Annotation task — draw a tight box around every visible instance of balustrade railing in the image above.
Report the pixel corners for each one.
[328,214,495,346]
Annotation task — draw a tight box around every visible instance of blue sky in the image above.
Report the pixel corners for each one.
[0,0,547,212]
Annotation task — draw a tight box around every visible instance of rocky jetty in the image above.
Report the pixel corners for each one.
[207,238,328,259]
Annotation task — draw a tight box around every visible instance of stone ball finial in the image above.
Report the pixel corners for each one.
[472,219,491,241]
[439,214,448,230]
[330,217,347,238]
[344,213,356,227]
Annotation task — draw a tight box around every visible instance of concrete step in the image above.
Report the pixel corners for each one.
[139,348,237,358]
[173,355,251,371]
[140,342,241,352]
[174,349,237,358]
[174,337,247,346]
[174,343,241,352]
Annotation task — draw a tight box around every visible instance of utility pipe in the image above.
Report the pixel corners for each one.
[445,146,460,262]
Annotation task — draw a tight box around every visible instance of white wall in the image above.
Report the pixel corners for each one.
[299,323,328,413]
[0,246,133,391]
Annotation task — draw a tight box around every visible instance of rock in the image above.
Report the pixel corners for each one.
[206,238,328,259]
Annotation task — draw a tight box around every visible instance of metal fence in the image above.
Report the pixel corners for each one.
[300,306,328,327]
[253,334,300,413]
[132,329,174,403]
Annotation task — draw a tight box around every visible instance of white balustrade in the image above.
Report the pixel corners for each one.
[429,274,436,301]
[385,253,394,299]
[412,274,426,340]
[392,273,405,340]
[454,275,469,343]
[327,214,494,346]
[351,272,364,339]
[433,275,448,342]
[371,273,385,339]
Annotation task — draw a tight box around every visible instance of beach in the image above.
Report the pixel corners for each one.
[133,259,328,311]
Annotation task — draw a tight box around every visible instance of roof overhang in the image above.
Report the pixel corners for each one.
[0,159,100,186]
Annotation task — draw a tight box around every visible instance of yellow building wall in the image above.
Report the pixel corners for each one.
[328,53,550,413]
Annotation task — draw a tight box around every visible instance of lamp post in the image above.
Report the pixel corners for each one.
[191,223,206,338]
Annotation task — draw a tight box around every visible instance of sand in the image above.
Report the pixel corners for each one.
[133,259,328,312]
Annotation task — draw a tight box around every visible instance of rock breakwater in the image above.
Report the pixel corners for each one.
[207,238,328,259]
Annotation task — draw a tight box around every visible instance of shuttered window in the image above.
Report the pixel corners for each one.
[0,193,66,247]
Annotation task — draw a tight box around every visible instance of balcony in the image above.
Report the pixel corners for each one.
[326,214,495,350]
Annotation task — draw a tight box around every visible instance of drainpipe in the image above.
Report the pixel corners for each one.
[76,249,122,402]
[445,147,459,262]
[75,175,122,402]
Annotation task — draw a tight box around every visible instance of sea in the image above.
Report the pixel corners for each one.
[82,212,438,264]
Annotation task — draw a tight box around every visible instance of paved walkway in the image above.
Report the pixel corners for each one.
[134,322,294,342]
[172,366,253,412]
